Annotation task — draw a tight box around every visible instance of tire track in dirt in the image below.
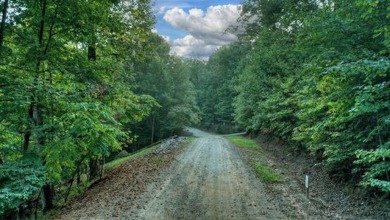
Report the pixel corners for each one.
[126,135,286,220]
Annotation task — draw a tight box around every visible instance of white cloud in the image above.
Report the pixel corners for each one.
[163,4,241,58]
[153,1,192,14]
[170,35,219,58]
[157,6,168,15]
[161,35,171,43]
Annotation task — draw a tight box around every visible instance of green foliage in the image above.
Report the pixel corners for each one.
[0,0,171,216]
[130,36,199,147]
[43,103,126,182]
[234,27,300,139]
[0,157,45,216]
[355,147,390,192]
[294,58,389,183]
[356,0,390,50]
[191,43,249,132]
[196,0,390,194]
[236,0,390,193]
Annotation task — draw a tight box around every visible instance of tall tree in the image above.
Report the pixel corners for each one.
[0,0,9,50]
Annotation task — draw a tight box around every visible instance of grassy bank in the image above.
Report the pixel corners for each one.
[105,136,197,171]
[227,136,261,151]
[250,160,282,183]
[104,145,159,171]
[227,136,282,183]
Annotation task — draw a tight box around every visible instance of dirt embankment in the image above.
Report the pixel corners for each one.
[251,134,390,220]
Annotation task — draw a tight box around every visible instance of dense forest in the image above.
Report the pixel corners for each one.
[0,0,198,217]
[194,0,390,197]
[0,0,389,218]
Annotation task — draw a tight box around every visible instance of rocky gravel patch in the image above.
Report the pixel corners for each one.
[152,136,188,155]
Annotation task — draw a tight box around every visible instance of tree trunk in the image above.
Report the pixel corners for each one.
[76,165,81,185]
[151,114,155,144]
[22,0,49,152]
[0,0,9,50]
[87,30,100,180]
[88,46,96,61]
[36,0,55,212]
[100,157,104,178]
[89,158,102,181]
[22,100,33,152]
[42,184,54,211]
[88,29,97,61]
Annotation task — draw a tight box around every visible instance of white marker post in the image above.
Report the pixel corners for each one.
[305,175,309,198]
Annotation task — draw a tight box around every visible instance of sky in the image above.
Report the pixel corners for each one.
[153,0,242,59]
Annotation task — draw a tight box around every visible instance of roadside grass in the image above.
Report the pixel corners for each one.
[226,136,262,152]
[188,136,198,145]
[228,135,282,183]
[250,160,283,183]
[104,145,158,171]
[186,136,197,142]
[104,136,196,171]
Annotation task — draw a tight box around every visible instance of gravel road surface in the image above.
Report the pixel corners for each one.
[126,133,285,219]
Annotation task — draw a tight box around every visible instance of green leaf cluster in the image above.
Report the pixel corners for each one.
[0,157,45,216]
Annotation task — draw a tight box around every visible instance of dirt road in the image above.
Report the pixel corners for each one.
[55,129,389,219]
[126,133,286,219]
